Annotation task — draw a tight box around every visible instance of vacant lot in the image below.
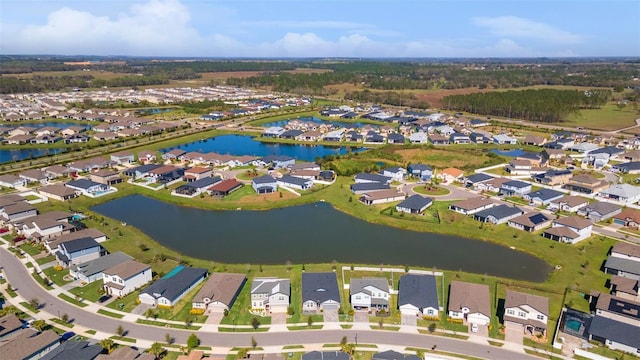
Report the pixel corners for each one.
[394,147,501,170]
[565,103,639,131]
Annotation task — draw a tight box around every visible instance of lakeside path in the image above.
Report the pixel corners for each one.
[0,246,551,360]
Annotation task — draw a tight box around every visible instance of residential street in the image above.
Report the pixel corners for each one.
[0,247,543,359]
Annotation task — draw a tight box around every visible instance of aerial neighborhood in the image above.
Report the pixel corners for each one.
[1,85,640,359]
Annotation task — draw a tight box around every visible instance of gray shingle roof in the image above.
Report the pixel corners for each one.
[142,266,207,302]
[396,195,432,211]
[302,272,340,304]
[40,340,103,360]
[252,175,276,184]
[474,205,523,221]
[302,351,350,360]
[65,179,103,190]
[70,251,131,278]
[278,175,312,187]
[251,278,291,297]
[354,173,392,183]
[350,183,390,192]
[524,188,564,201]
[588,315,640,349]
[373,350,421,360]
[61,237,100,253]
[398,274,438,310]
[465,173,494,184]
[605,256,640,276]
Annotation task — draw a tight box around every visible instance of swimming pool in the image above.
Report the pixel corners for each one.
[162,265,185,279]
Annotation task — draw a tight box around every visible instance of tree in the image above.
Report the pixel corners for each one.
[99,338,115,354]
[61,313,69,323]
[165,333,173,345]
[428,323,437,333]
[307,316,314,326]
[237,348,249,359]
[251,317,261,329]
[148,342,165,359]
[187,333,199,350]
[340,336,348,351]
[251,336,257,349]
[31,319,46,331]
[29,298,39,309]
[116,324,125,337]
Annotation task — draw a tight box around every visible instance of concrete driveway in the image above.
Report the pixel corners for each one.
[505,322,523,345]
[271,312,286,325]
[401,314,417,326]
[323,308,339,323]
[354,310,369,324]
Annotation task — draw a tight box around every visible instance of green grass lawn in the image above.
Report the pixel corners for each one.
[36,255,56,265]
[58,293,88,307]
[413,185,450,196]
[69,280,105,302]
[19,242,44,256]
[97,308,124,319]
[107,291,140,313]
[42,267,71,287]
[565,103,639,130]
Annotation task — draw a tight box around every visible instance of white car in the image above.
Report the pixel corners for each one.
[471,323,479,333]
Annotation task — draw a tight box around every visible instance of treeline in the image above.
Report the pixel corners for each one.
[344,90,430,109]
[0,75,170,94]
[441,89,611,123]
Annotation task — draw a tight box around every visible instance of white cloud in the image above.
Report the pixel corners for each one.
[473,16,584,44]
[240,20,373,30]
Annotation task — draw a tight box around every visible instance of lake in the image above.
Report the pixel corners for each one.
[0,148,66,164]
[91,195,551,282]
[161,134,361,162]
[261,116,365,129]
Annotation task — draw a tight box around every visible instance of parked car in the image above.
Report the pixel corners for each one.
[471,323,479,333]
[60,332,76,341]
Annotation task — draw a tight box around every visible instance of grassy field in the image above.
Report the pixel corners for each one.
[565,103,639,130]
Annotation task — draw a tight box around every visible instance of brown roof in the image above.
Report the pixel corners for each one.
[555,195,589,208]
[291,170,321,177]
[44,165,72,176]
[103,259,150,280]
[193,273,246,307]
[613,208,640,224]
[554,216,592,230]
[0,194,26,208]
[93,169,119,177]
[593,291,639,319]
[208,179,242,192]
[176,350,205,360]
[0,329,60,359]
[441,167,464,178]
[611,242,640,258]
[0,314,23,337]
[484,177,510,188]
[149,165,179,175]
[569,174,609,188]
[448,281,491,317]
[610,275,639,296]
[508,212,552,227]
[111,150,133,157]
[94,346,139,360]
[523,135,545,145]
[39,184,77,198]
[361,189,405,201]
[47,228,106,249]
[544,226,579,239]
[185,167,211,174]
[505,290,549,316]
[19,169,48,180]
[2,201,36,215]
[451,197,494,211]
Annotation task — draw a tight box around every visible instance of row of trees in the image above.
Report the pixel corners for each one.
[344,89,430,109]
[0,75,170,94]
[441,89,611,123]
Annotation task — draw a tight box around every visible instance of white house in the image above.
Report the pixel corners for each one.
[503,290,549,336]
[382,167,407,182]
[138,266,207,307]
[103,259,152,297]
[350,277,391,311]
[251,277,291,313]
[448,281,491,327]
[543,216,593,244]
[398,274,439,318]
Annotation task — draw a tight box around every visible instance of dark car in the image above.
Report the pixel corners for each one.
[61,331,76,341]
[98,295,112,303]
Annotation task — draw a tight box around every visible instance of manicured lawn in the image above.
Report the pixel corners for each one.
[19,242,44,256]
[50,318,74,328]
[20,301,40,313]
[58,293,88,307]
[413,185,450,196]
[36,255,56,265]
[42,267,71,287]
[97,308,124,319]
[69,280,104,302]
[107,291,140,313]
[32,272,53,290]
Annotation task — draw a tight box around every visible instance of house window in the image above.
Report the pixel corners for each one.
[518,311,526,318]
[506,309,515,316]
[427,309,434,315]
[355,296,361,300]
[536,314,545,321]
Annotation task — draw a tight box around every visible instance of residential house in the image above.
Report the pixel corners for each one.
[359,189,405,205]
[599,184,640,204]
[613,208,640,229]
[139,266,208,307]
[543,216,593,244]
[476,177,510,193]
[208,179,243,197]
[449,197,495,215]
[493,134,517,145]
[55,237,105,267]
[262,126,285,138]
[148,165,185,183]
[350,182,390,194]
[450,132,470,144]
[395,195,433,214]
[183,167,212,182]
[472,205,524,224]
[65,179,109,196]
[0,314,23,340]
[372,351,421,360]
[437,168,464,184]
[408,132,428,144]
[398,274,439,318]
[192,273,246,313]
[505,159,535,175]
[43,165,72,179]
[588,292,640,353]
[260,155,295,169]
[110,151,134,165]
[67,158,111,173]
[302,272,341,312]
[382,167,407,182]
[612,161,640,174]
[0,174,27,189]
[463,173,494,188]
[1,201,38,222]
[350,277,391,311]
[70,251,132,283]
[102,259,152,298]
[19,169,49,185]
[289,162,321,171]
[470,132,491,144]
[577,202,623,222]
[522,135,546,146]
[251,277,291,313]
[252,175,278,194]
[123,164,161,179]
[548,195,589,213]
[523,189,564,205]
[277,175,313,190]
[302,352,350,360]
[609,275,640,302]
[162,149,186,161]
[20,211,74,240]
[0,329,60,360]
[604,242,640,280]
[137,150,157,164]
[503,290,549,336]
[508,212,553,232]
[90,169,122,185]
[407,164,432,182]
[532,169,572,186]
[354,173,392,184]
[500,180,532,197]
[174,177,221,197]
[38,184,79,201]
[39,340,103,360]
[540,149,566,162]
[448,281,491,327]
[387,133,405,144]
[428,134,450,145]
[45,228,107,253]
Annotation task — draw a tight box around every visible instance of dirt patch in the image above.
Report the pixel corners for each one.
[415,88,488,108]
[394,148,494,169]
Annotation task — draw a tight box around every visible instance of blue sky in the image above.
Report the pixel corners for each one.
[1,0,639,57]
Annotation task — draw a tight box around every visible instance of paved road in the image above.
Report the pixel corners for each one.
[0,247,540,359]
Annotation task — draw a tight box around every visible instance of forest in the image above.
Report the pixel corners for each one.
[441,89,611,123]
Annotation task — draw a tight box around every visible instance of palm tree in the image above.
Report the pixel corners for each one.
[99,338,115,354]
[148,342,165,359]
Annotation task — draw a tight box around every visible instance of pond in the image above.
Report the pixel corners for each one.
[261,116,366,129]
[161,134,361,162]
[91,195,551,282]
[490,149,526,157]
[0,148,66,164]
